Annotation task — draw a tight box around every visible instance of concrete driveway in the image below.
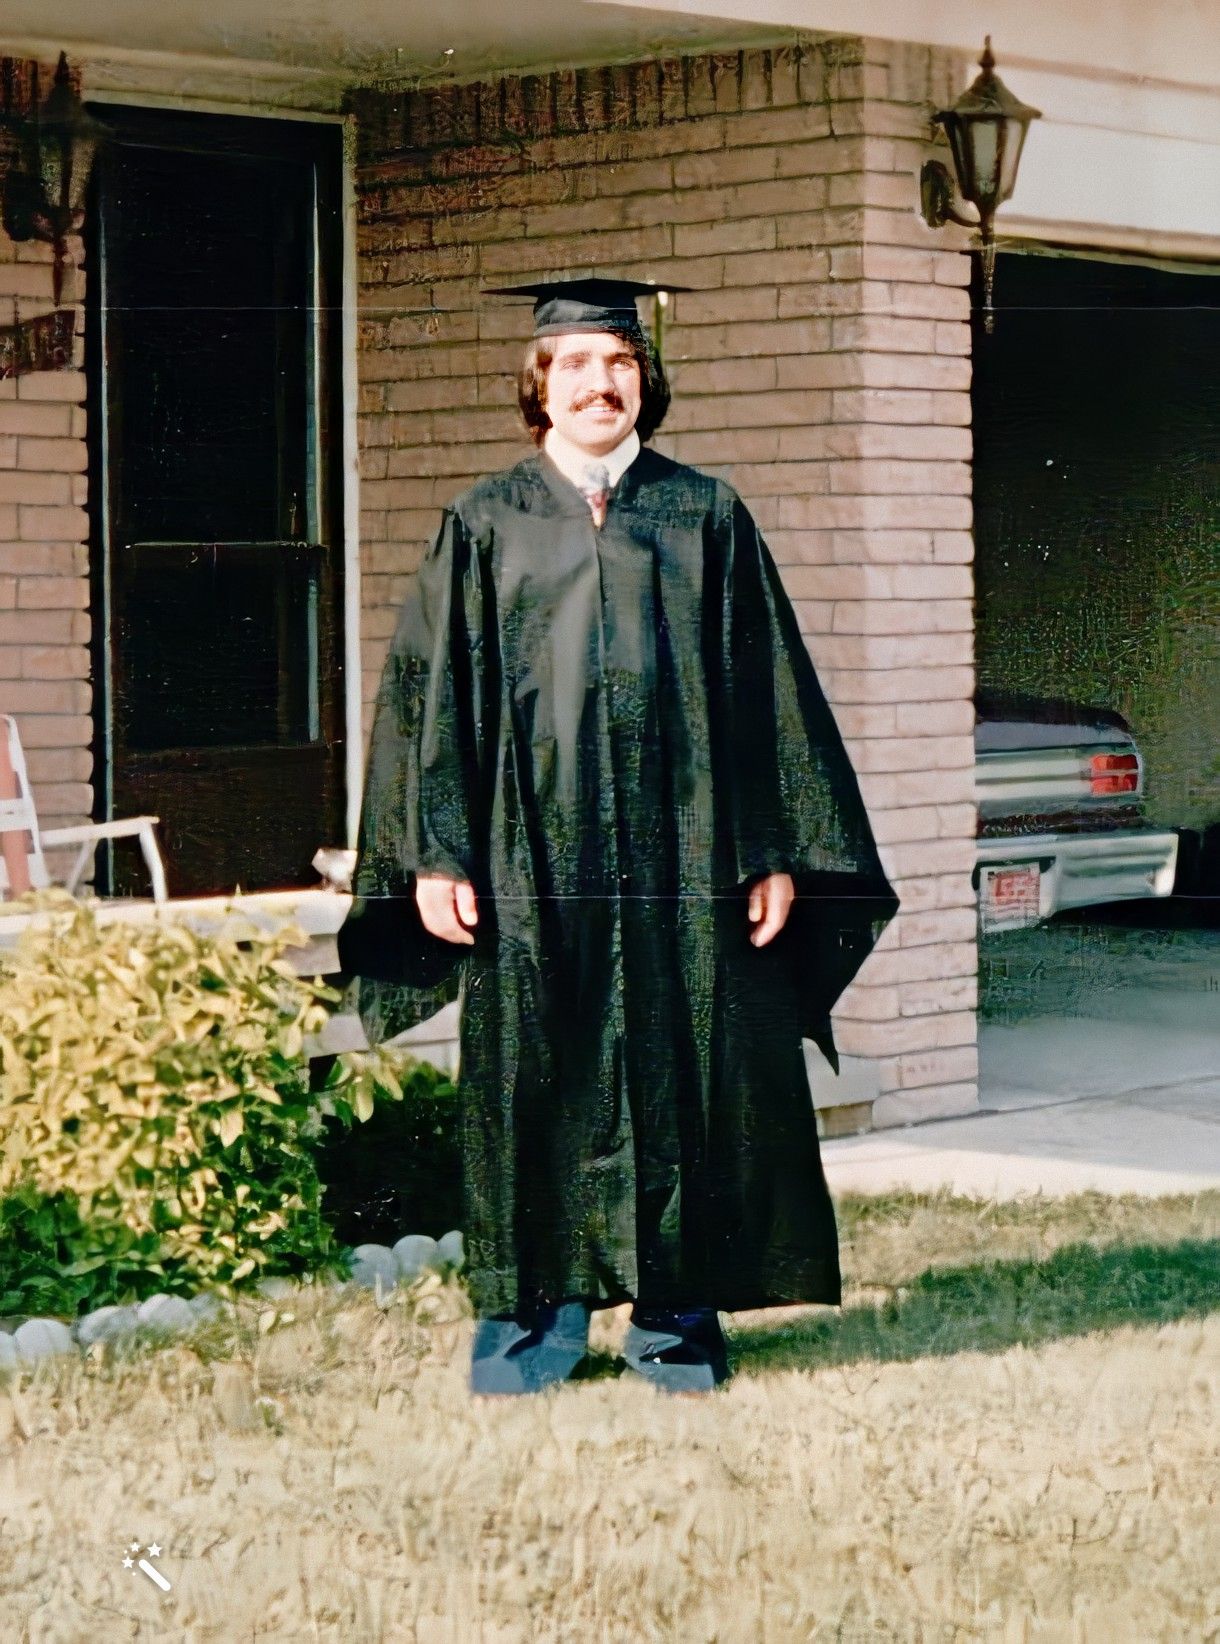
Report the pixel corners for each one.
[823,923,1220,1199]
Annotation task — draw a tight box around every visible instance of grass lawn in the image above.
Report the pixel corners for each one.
[2,1190,1218,1642]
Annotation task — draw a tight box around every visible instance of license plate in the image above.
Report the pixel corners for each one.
[980,863,1042,932]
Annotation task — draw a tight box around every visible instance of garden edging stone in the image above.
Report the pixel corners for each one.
[75,1305,140,1347]
[14,1317,75,1363]
[137,1294,197,1335]
[392,1234,439,1280]
[0,1228,467,1373]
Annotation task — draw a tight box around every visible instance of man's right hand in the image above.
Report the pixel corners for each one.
[415,874,478,944]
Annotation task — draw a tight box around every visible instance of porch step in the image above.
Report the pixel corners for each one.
[310,1001,461,1077]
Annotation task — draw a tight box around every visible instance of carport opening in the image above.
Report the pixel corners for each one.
[971,248,1219,1099]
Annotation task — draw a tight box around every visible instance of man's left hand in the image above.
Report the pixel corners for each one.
[747,873,795,947]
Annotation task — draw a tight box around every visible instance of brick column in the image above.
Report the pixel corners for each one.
[790,39,978,1126]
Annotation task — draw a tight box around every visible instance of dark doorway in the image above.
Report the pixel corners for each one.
[86,107,347,897]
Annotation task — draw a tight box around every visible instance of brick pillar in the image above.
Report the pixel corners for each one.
[791,40,979,1127]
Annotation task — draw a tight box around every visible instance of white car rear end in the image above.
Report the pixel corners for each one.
[974,696,1178,931]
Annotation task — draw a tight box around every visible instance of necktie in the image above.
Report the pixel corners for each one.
[578,462,612,528]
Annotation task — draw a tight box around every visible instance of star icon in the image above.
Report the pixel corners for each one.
[122,1556,134,1570]
[129,1541,141,1553]
[147,1544,161,1559]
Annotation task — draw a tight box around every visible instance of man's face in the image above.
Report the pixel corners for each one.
[544,331,642,457]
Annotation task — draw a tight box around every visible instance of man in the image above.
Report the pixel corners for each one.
[338,277,897,1395]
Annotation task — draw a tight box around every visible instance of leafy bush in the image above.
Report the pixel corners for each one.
[0,1186,108,1317]
[0,890,403,1313]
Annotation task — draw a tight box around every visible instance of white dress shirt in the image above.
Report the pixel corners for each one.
[543,427,640,492]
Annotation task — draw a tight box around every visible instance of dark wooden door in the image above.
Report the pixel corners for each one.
[87,107,346,896]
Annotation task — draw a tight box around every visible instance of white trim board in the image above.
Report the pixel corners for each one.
[340,113,365,847]
[1012,121,1220,242]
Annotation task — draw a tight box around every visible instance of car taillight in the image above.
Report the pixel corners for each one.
[1089,752,1139,795]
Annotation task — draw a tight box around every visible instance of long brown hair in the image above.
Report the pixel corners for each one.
[517,328,671,447]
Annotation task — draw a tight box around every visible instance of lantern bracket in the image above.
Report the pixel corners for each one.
[919,160,979,233]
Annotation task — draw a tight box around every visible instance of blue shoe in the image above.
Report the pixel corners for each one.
[622,1307,731,1393]
[469,1300,591,1395]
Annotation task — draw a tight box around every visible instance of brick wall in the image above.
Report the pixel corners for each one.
[0,78,92,885]
[351,35,978,1129]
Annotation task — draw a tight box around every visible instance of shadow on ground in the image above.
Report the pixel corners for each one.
[729,1237,1220,1374]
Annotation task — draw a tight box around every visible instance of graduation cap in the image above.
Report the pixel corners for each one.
[486,276,690,339]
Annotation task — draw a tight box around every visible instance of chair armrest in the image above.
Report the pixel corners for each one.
[41,817,161,846]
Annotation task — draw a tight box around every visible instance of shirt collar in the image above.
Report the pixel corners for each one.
[543,426,641,492]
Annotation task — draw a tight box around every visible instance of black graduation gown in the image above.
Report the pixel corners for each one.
[338,447,898,1317]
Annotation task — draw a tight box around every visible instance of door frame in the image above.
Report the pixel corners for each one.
[83,93,363,887]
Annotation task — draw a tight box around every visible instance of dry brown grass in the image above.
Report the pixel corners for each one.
[2,1192,1218,1642]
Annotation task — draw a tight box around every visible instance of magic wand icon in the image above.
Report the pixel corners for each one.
[121,1541,171,1592]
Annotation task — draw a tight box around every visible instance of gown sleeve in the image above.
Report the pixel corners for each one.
[336,506,485,1044]
[719,489,900,1067]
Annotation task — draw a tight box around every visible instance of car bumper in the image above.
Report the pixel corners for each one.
[975,828,1179,922]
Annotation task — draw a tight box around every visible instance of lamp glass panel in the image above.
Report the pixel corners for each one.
[36,139,67,213]
[65,135,99,213]
[966,119,1002,208]
[945,120,974,197]
[996,122,1029,205]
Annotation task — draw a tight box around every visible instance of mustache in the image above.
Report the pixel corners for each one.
[572,390,625,411]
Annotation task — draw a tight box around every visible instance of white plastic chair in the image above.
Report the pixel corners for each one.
[0,714,168,902]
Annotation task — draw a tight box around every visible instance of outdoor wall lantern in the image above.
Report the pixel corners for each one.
[919,37,1041,332]
[2,52,107,305]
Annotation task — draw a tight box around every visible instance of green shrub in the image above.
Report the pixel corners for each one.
[0,1186,108,1317]
[0,890,403,1313]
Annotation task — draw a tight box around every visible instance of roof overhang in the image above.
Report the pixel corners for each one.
[1,1,1213,113]
[0,2,793,112]
[585,0,1220,92]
